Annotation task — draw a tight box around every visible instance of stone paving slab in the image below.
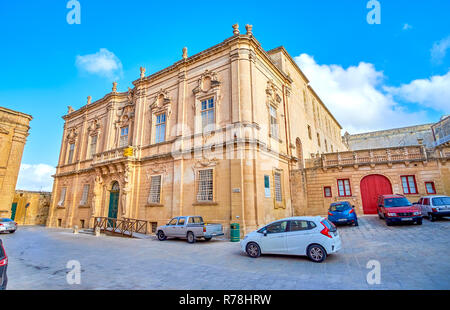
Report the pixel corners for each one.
[1,215,449,290]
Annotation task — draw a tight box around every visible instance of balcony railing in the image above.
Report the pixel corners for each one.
[92,147,135,165]
[319,146,430,168]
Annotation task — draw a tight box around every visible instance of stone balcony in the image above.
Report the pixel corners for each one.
[92,146,136,165]
[309,145,447,169]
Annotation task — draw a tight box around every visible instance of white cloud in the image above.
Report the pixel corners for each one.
[402,23,413,31]
[385,71,450,112]
[294,54,426,134]
[75,48,123,79]
[16,164,55,192]
[431,36,450,64]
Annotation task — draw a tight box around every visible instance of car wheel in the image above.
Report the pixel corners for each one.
[416,219,422,225]
[429,214,436,222]
[9,230,16,234]
[187,231,196,243]
[354,219,359,226]
[204,237,212,241]
[307,244,327,263]
[157,230,166,241]
[386,219,392,226]
[246,242,261,258]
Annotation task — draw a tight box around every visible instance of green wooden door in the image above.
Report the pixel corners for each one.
[108,192,119,219]
[11,203,18,220]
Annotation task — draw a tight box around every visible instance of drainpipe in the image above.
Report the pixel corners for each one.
[282,85,294,217]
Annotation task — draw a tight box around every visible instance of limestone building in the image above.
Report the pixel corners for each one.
[0,106,32,218]
[11,190,51,225]
[47,24,347,234]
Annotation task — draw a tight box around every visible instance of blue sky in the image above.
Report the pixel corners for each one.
[1,0,449,191]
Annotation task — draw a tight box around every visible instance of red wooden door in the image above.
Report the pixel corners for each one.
[360,175,392,214]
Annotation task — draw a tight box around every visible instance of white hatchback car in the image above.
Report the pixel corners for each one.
[241,216,341,263]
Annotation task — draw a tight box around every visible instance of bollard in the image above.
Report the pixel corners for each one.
[95,226,101,237]
[73,225,79,234]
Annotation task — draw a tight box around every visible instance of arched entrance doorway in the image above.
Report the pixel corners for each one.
[360,175,392,214]
[108,182,120,220]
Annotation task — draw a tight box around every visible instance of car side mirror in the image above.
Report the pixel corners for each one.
[352,205,355,209]
[263,230,267,237]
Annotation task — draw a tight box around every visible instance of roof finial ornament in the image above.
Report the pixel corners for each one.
[232,23,239,36]
[182,47,188,60]
[245,24,253,36]
[87,96,92,105]
[140,67,146,79]
[112,81,117,93]
[67,106,74,114]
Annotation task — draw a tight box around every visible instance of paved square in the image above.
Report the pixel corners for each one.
[2,216,449,289]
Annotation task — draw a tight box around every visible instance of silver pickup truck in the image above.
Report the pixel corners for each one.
[156,216,224,243]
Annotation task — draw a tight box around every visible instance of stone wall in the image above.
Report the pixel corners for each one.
[12,191,51,225]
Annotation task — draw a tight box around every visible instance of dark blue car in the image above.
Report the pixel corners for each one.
[328,202,358,226]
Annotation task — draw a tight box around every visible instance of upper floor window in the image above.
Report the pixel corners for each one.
[401,176,417,194]
[155,113,166,144]
[337,179,352,197]
[201,98,215,131]
[274,172,283,202]
[67,143,75,164]
[307,125,312,140]
[197,169,214,202]
[120,126,129,147]
[89,135,97,159]
[269,105,279,139]
[57,187,67,207]
[324,186,332,197]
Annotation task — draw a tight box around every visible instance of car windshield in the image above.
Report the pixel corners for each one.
[384,197,412,207]
[432,197,450,206]
[330,204,350,212]
[0,218,13,222]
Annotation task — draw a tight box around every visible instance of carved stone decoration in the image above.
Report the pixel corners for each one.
[88,118,101,136]
[192,157,218,171]
[245,24,253,36]
[120,165,132,216]
[140,67,146,79]
[149,89,172,116]
[115,102,135,128]
[232,23,239,35]
[182,47,188,59]
[112,81,117,93]
[67,106,75,114]
[91,172,103,217]
[192,69,221,96]
[87,96,92,105]
[266,80,281,109]
[145,163,168,179]
[66,127,78,143]
[127,87,135,104]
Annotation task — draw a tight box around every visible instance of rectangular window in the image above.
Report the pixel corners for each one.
[148,175,162,204]
[120,127,129,147]
[425,182,436,195]
[197,169,213,202]
[80,184,90,206]
[89,135,97,159]
[337,179,352,197]
[274,172,282,202]
[269,106,278,139]
[68,143,75,164]
[151,222,157,234]
[58,187,67,207]
[201,98,215,131]
[264,175,271,197]
[401,175,417,194]
[324,186,332,197]
[155,113,166,144]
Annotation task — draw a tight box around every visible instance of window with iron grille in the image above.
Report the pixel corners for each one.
[201,98,215,131]
[197,169,213,202]
[68,143,75,164]
[155,113,166,143]
[151,222,157,233]
[148,175,162,204]
[120,126,129,147]
[89,135,97,159]
[270,106,278,139]
[80,184,90,205]
[401,176,417,194]
[274,172,282,202]
[58,187,66,207]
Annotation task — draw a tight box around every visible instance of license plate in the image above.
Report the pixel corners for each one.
[401,218,413,221]
[338,219,347,222]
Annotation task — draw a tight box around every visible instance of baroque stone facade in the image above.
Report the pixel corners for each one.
[47,25,347,234]
[0,106,32,218]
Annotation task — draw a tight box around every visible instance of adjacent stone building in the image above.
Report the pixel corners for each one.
[11,190,51,225]
[47,25,347,234]
[0,107,32,218]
